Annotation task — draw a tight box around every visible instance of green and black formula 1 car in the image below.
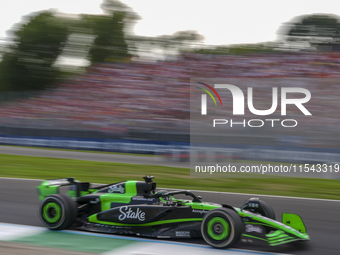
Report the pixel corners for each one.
[36,176,309,249]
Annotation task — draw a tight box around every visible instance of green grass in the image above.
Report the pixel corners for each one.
[0,154,339,200]
[0,145,154,157]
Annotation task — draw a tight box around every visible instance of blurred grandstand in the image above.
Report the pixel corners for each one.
[0,51,340,149]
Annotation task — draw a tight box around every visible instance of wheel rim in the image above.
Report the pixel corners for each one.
[207,217,230,241]
[43,202,61,223]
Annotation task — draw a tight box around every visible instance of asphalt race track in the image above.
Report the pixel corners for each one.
[0,177,339,255]
[0,146,339,254]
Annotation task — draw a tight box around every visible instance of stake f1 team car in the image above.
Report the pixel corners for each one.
[36,176,309,249]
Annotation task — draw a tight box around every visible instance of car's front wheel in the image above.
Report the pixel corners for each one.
[241,198,276,220]
[38,194,77,230]
[201,208,243,249]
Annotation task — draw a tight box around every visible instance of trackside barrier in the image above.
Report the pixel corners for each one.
[243,148,340,164]
[1,135,340,179]
[0,136,189,155]
[159,148,237,162]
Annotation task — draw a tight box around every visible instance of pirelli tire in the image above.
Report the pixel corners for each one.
[201,208,243,249]
[243,198,276,220]
[257,200,276,220]
[38,194,77,230]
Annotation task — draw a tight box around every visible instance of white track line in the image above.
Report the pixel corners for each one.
[0,223,290,255]
[0,223,45,241]
[103,242,291,255]
[1,177,339,203]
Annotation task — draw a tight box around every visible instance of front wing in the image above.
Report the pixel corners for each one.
[237,209,310,246]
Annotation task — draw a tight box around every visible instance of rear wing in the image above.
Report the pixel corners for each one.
[36,177,91,201]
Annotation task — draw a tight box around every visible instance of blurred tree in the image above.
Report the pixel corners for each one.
[129,30,204,59]
[84,13,129,62]
[0,11,69,91]
[101,0,133,14]
[84,0,140,63]
[56,18,94,60]
[279,14,340,51]
[158,30,205,49]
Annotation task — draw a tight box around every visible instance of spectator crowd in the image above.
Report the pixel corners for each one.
[0,51,340,146]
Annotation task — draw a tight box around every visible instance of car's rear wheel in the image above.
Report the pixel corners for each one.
[38,194,77,230]
[201,208,243,249]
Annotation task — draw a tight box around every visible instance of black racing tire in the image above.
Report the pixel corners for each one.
[242,198,276,220]
[201,208,243,249]
[258,200,276,220]
[38,194,77,230]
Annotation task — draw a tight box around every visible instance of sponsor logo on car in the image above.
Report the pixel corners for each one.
[192,209,209,214]
[175,231,190,237]
[132,197,154,201]
[246,202,259,208]
[245,224,263,233]
[108,184,125,194]
[90,198,100,204]
[118,206,146,221]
